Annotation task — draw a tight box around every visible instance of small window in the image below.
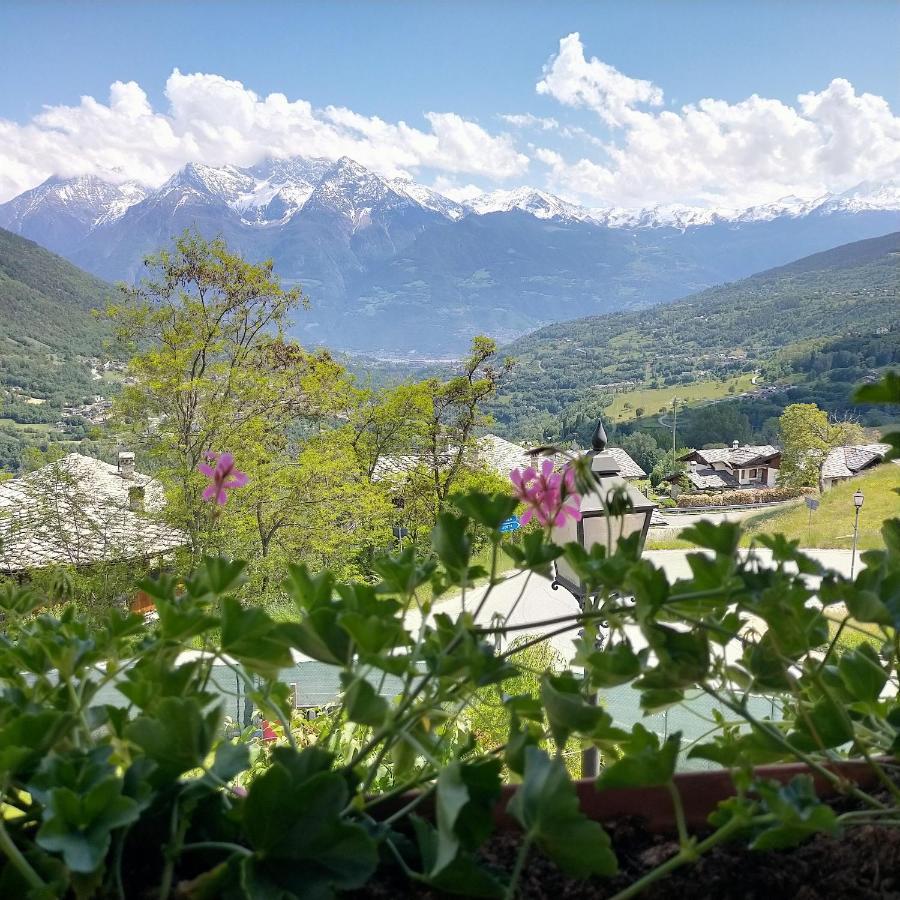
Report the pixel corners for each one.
[748,468,758,479]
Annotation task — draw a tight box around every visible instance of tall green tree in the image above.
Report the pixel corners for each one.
[779,402,866,486]
[620,431,664,475]
[420,336,513,515]
[108,232,394,585]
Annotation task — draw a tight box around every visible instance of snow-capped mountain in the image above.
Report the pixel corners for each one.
[4,157,899,239]
[388,178,466,220]
[302,157,410,222]
[820,178,900,215]
[462,187,594,222]
[0,175,148,252]
[1,155,898,355]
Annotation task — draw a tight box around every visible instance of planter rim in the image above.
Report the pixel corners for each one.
[371,757,892,833]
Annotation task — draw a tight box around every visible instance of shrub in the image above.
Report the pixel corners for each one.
[676,486,815,507]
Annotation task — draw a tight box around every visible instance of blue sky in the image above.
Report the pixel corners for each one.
[1,1,898,208]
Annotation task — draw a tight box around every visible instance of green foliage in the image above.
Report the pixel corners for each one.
[101,232,509,598]
[507,747,617,878]
[0,229,117,471]
[620,430,665,474]
[2,375,899,898]
[779,401,865,486]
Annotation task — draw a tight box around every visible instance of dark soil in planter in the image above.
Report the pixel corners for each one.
[357,786,900,899]
[477,817,900,899]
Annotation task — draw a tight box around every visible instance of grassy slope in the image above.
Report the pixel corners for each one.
[739,463,900,551]
[491,231,900,439]
[0,227,116,469]
[604,373,756,423]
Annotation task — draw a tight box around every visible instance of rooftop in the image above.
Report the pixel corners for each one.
[0,453,187,573]
[820,443,892,481]
[373,434,647,484]
[682,444,780,468]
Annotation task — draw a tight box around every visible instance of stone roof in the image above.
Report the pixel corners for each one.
[682,444,779,469]
[684,467,740,491]
[373,435,646,485]
[605,447,647,479]
[820,444,891,481]
[0,453,187,573]
[476,434,533,475]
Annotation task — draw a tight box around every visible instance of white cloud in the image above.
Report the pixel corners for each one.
[0,70,529,202]
[500,113,560,131]
[534,34,900,208]
[536,32,663,126]
[429,176,484,203]
[2,40,899,212]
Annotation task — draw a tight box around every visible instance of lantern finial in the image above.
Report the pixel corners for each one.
[591,418,608,452]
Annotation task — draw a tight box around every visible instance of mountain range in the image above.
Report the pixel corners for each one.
[2,157,899,355]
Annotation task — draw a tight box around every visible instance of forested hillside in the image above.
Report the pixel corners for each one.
[0,227,115,469]
[489,231,900,441]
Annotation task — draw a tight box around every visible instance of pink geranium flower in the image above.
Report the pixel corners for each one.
[510,459,581,528]
[197,452,249,505]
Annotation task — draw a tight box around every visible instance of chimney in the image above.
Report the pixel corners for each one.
[732,440,739,450]
[128,485,145,512]
[118,451,135,479]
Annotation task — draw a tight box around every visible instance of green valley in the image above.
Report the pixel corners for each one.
[489,231,900,443]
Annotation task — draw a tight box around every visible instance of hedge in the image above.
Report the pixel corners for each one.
[675,486,815,508]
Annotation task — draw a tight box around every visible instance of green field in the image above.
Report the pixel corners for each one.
[605,373,757,424]
[739,463,900,551]
[0,418,54,434]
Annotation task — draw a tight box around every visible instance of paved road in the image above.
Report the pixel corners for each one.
[413,548,863,663]
[656,504,798,530]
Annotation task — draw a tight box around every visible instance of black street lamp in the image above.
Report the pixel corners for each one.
[850,489,864,579]
[548,419,657,778]
[550,420,657,599]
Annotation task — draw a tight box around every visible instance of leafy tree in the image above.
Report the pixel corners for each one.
[418,336,513,516]
[649,448,691,488]
[620,431,665,475]
[681,403,753,449]
[108,232,395,586]
[779,403,866,486]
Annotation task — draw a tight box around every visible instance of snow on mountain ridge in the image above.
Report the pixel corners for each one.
[388,178,466,220]
[463,187,593,222]
[0,174,149,232]
[3,157,899,237]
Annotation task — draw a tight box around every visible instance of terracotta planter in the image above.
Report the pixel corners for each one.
[372,759,882,832]
[495,760,882,832]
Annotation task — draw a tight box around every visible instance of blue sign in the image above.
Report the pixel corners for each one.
[498,515,520,533]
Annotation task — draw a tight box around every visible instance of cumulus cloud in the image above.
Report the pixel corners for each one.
[2,40,899,212]
[537,32,663,127]
[0,69,529,201]
[535,34,900,208]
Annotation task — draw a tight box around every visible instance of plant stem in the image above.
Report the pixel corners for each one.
[383,782,438,825]
[667,780,690,849]
[181,841,252,857]
[608,813,748,900]
[0,817,46,892]
[504,833,533,899]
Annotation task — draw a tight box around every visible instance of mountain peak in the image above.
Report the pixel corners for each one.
[464,186,591,222]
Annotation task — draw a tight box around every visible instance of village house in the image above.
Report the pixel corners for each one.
[678,441,781,491]
[373,433,647,485]
[0,452,187,592]
[819,443,892,491]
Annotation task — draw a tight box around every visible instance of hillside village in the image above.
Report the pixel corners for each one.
[1,6,900,897]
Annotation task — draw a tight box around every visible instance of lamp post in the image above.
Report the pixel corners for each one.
[549,419,657,777]
[850,489,864,579]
